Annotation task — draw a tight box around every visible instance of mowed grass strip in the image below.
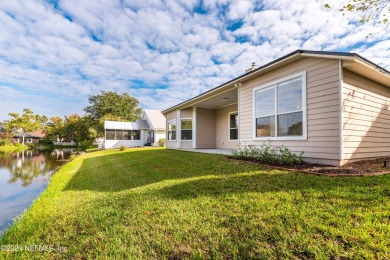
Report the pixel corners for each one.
[1,148,389,259]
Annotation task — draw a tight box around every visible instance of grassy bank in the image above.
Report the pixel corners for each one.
[1,148,389,258]
[0,144,30,152]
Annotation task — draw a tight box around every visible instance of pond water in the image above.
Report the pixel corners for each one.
[0,149,74,237]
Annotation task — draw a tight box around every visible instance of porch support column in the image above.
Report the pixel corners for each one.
[176,110,181,149]
[192,107,197,149]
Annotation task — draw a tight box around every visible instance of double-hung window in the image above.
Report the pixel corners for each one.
[254,72,306,140]
[229,112,238,140]
[167,120,176,140]
[181,119,192,140]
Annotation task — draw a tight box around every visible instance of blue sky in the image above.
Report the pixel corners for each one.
[0,0,389,121]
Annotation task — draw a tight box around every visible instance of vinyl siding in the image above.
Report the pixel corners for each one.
[216,104,238,149]
[166,111,177,149]
[238,57,341,165]
[196,108,216,148]
[342,69,390,162]
[181,108,193,118]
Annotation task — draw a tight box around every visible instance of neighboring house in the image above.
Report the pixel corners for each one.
[142,109,167,145]
[14,130,45,144]
[162,50,390,166]
[104,109,166,149]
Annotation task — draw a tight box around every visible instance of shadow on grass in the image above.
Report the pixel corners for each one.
[63,149,390,200]
[63,149,273,192]
[156,171,390,204]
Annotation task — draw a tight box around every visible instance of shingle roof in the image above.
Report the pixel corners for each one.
[143,110,166,130]
[162,49,389,114]
[14,130,45,138]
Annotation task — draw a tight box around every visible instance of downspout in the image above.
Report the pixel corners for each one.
[339,60,344,165]
[236,82,241,149]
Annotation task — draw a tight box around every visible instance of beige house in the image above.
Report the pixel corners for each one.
[162,50,390,166]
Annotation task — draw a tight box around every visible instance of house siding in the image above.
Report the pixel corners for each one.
[166,111,177,149]
[238,57,341,165]
[216,104,238,150]
[342,69,390,162]
[180,108,193,118]
[196,108,216,148]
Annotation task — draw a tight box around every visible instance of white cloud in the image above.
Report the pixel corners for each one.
[0,0,388,121]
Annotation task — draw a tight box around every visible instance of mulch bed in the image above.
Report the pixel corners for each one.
[226,156,390,177]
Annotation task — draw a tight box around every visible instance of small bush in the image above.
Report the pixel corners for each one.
[231,141,304,165]
[119,145,127,151]
[79,140,93,150]
[157,138,166,147]
[0,138,11,146]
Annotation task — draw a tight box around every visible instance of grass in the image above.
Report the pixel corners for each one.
[0,144,30,152]
[1,148,390,259]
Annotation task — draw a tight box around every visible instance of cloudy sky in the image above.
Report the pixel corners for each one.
[0,0,389,121]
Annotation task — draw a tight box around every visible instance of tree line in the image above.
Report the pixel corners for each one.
[2,91,142,147]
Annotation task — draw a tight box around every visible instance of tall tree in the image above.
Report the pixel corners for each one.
[44,117,65,142]
[61,114,96,146]
[6,109,46,145]
[84,91,142,122]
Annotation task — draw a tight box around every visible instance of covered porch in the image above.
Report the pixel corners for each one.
[165,86,239,150]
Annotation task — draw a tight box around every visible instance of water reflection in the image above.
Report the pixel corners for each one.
[0,149,73,237]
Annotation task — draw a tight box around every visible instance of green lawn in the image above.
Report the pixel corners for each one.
[0,144,30,152]
[1,148,389,259]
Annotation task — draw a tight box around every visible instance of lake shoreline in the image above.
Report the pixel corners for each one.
[0,148,75,237]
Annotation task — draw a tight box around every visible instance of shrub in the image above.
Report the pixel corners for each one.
[119,145,127,151]
[0,138,11,146]
[79,140,93,150]
[231,142,304,165]
[157,138,166,147]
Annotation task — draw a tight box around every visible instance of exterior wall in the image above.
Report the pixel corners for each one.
[342,69,390,162]
[104,140,142,149]
[196,108,216,148]
[238,57,341,165]
[153,130,166,146]
[181,108,193,118]
[166,108,194,149]
[166,111,177,149]
[15,137,41,144]
[180,108,193,149]
[141,129,149,145]
[216,104,238,150]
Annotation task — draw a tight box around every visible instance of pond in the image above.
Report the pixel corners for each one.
[0,148,74,237]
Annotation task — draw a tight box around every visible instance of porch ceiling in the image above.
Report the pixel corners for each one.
[192,88,238,109]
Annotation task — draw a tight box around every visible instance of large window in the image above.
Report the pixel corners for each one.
[181,119,192,140]
[105,129,140,140]
[167,120,176,140]
[254,72,306,140]
[229,112,238,140]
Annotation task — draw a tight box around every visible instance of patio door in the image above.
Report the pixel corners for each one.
[148,130,155,144]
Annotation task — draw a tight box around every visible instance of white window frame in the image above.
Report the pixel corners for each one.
[252,71,307,141]
[180,118,192,141]
[167,120,177,141]
[228,111,238,141]
[27,138,33,144]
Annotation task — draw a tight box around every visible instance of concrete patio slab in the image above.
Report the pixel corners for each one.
[179,148,234,155]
